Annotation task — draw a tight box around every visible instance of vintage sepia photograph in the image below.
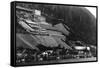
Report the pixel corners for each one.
[11,1,97,66]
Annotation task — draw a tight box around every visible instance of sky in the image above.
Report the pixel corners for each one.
[85,7,96,18]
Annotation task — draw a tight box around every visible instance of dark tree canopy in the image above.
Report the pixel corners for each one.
[44,6,96,45]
